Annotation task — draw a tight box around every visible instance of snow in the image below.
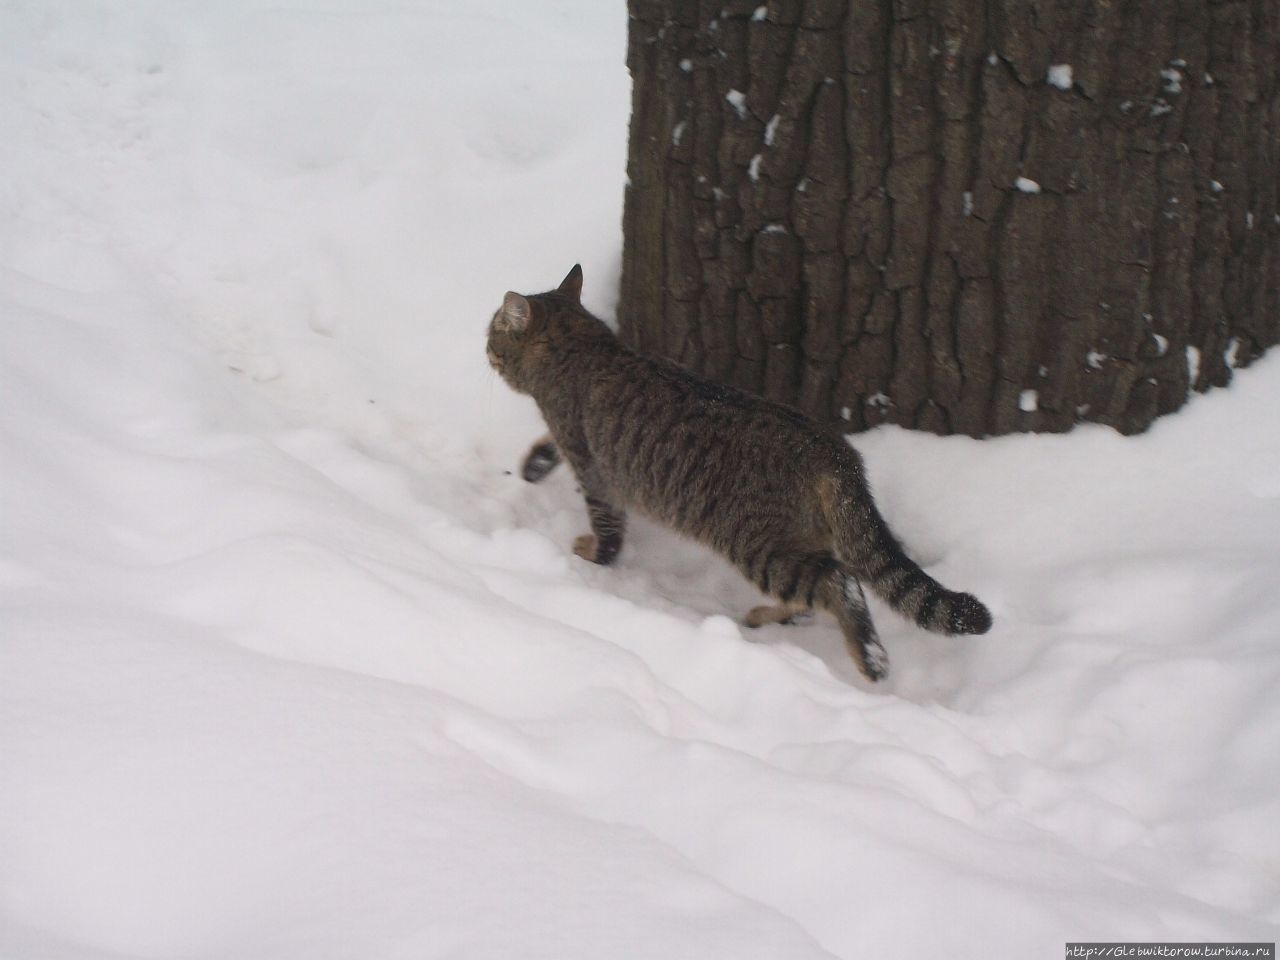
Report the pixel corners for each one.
[1019,389,1040,412]
[726,88,750,121]
[1047,64,1074,90]
[765,113,781,147]
[866,391,893,410]
[4,2,1280,958]
[1015,176,1042,194]
[1226,338,1242,369]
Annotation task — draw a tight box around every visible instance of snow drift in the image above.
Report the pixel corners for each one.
[2,2,1278,957]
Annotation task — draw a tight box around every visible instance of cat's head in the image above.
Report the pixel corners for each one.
[486,264,584,394]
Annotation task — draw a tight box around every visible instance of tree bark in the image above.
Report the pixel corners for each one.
[619,0,1279,436]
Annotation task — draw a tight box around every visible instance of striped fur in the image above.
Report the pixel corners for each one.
[487,266,992,681]
[818,471,993,637]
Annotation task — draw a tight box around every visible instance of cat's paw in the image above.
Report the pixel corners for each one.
[573,534,602,563]
[745,604,813,628]
[520,439,561,483]
[852,637,890,683]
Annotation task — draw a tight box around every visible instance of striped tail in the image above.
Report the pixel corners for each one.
[820,465,992,636]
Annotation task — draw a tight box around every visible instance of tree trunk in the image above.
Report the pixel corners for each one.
[619,0,1279,436]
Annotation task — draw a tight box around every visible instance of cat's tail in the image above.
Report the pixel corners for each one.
[818,463,992,636]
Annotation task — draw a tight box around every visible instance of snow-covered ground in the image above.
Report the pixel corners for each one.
[3,3,1278,957]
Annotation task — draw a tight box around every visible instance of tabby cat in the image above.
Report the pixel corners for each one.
[486,266,992,681]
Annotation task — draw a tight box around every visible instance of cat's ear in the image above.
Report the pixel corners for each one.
[558,264,583,302]
[497,292,531,333]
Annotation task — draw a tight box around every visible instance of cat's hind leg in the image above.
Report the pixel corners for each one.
[744,600,812,628]
[737,549,829,628]
[814,568,889,682]
[740,548,887,681]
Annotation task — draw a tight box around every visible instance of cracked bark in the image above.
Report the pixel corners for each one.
[619,0,1279,436]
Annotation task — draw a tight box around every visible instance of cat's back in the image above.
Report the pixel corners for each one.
[580,346,844,539]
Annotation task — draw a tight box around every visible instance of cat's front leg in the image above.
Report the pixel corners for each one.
[551,431,626,566]
[574,494,626,565]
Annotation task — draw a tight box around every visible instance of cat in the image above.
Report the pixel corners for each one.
[486,265,992,681]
